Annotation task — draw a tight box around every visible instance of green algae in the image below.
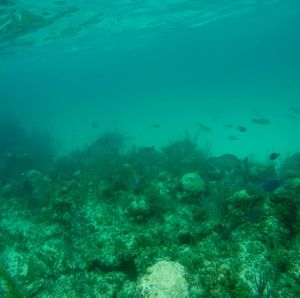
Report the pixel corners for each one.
[1,128,300,297]
[0,263,27,298]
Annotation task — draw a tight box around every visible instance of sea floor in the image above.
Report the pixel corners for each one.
[1,129,300,297]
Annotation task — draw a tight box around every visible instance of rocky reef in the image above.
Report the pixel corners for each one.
[1,128,300,297]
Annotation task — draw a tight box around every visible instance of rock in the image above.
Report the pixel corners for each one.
[139,260,189,298]
[290,177,300,192]
[181,172,205,193]
[126,198,151,221]
[233,189,250,201]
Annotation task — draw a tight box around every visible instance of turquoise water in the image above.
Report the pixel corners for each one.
[1,0,300,158]
[1,1,300,297]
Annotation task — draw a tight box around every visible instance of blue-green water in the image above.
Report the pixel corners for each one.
[1,2,300,297]
[1,0,300,158]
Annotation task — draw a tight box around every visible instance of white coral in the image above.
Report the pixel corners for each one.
[139,260,189,298]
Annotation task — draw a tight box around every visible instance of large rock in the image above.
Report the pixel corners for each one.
[139,260,189,298]
[181,172,205,193]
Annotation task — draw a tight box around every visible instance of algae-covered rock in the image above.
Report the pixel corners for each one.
[0,249,28,280]
[0,249,29,298]
[139,260,189,298]
[232,189,250,201]
[289,177,300,193]
[181,172,205,193]
[126,198,151,222]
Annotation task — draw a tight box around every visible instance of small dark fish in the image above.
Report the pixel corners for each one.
[92,122,99,128]
[263,179,287,192]
[151,124,161,128]
[197,123,212,132]
[228,135,238,141]
[269,152,280,160]
[252,118,271,125]
[237,126,247,132]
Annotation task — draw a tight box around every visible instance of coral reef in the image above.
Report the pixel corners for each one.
[1,131,300,297]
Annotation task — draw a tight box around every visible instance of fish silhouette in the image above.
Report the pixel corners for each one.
[263,179,287,192]
[269,153,280,160]
[252,118,271,125]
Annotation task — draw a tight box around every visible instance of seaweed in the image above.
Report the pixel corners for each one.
[1,130,300,296]
[0,265,26,298]
[251,269,272,298]
[161,138,202,176]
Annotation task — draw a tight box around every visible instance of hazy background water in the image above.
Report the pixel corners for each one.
[1,0,300,159]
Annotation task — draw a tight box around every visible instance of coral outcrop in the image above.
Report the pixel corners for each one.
[181,172,205,193]
[139,261,189,298]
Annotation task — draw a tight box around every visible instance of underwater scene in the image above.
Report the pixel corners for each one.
[1,0,300,297]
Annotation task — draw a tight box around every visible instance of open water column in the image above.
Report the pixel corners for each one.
[1,1,300,297]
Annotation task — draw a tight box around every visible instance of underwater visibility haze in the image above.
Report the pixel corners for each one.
[1,0,300,297]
